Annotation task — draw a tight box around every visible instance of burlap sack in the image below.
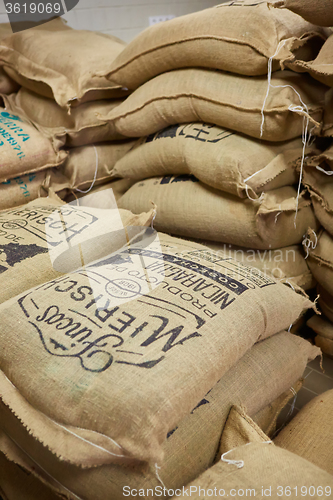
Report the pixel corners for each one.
[113,123,316,198]
[0,197,155,303]
[0,27,128,109]
[202,242,314,290]
[275,389,333,474]
[304,229,333,295]
[0,451,60,500]
[0,332,319,499]
[287,33,333,88]
[119,177,318,249]
[106,0,328,89]
[0,67,20,95]
[318,285,333,323]
[0,232,312,466]
[322,88,333,137]
[303,145,333,234]
[173,447,333,499]
[3,90,125,150]
[0,108,67,182]
[104,69,325,142]
[269,0,333,27]
[60,141,137,194]
[0,169,68,211]
[307,314,333,358]
[252,379,303,437]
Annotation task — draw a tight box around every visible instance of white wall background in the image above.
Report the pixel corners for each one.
[0,0,222,42]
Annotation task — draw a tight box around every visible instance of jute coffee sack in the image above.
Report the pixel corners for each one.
[321,89,333,137]
[105,0,328,89]
[0,197,154,303]
[0,233,312,465]
[113,124,315,198]
[303,229,333,296]
[0,67,20,95]
[252,379,303,437]
[60,141,137,194]
[0,169,68,211]
[0,451,60,500]
[307,314,333,358]
[275,390,333,474]
[203,242,314,290]
[268,0,333,27]
[0,108,67,183]
[0,28,128,109]
[302,147,333,235]
[287,34,333,87]
[317,286,333,324]
[172,448,333,498]
[4,90,125,150]
[119,177,318,249]
[105,69,326,142]
[0,332,319,499]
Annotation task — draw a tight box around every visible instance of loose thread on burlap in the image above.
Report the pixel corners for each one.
[260,39,312,229]
[316,165,333,175]
[302,229,318,259]
[243,169,266,203]
[51,420,127,458]
[221,449,245,469]
[75,145,99,194]
[272,387,298,439]
[155,463,167,490]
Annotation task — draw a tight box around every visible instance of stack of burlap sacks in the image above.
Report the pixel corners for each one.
[0,18,137,211]
[0,205,327,497]
[267,0,333,357]
[0,1,333,498]
[93,0,333,293]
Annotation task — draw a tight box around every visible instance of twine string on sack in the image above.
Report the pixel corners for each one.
[75,145,99,194]
[302,229,318,259]
[261,40,312,229]
[155,463,167,490]
[221,441,273,469]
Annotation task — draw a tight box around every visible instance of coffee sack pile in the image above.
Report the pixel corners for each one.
[0,19,138,209]
[0,229,319,498]
[102,1,331,291]
[302,144,333,357]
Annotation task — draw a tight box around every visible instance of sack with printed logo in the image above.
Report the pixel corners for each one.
[274,389,333,474]
[3,90,125,150]
[303,145,333,235]
[169,414,333,500]
[307,314,333,358]
[0,197,155,303]
[268,0,333,27]
[119,177,318,249]
[0,332,319,499]
[60,141,137,194]
[106,0,328,90]
[303,229,333,296]
[0,108,67,182]
[0,231,312,467]
[203,242,314,290]
[0,169,68,211]
[0,27,128,109]
[103,69,325,142]
[113,123,317,198]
